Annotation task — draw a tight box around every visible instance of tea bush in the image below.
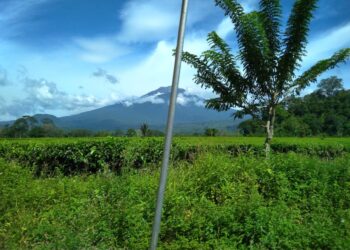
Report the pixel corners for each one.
[0,137,349,176]
[1,153,349,249]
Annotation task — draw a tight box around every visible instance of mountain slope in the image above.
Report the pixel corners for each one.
[1,87,242,133]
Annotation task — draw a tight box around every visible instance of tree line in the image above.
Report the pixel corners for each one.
[0,118,223,138]
[238,76,350,137]
[0,119,165,138]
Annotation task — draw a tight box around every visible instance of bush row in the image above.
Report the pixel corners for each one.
[0,138,348,175]
[1,153,349,249]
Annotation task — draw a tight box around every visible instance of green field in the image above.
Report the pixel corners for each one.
[1,137,350,249]
[2,136,350,147]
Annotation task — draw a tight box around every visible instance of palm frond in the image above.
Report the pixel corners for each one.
[293,48,350,94]
[239,11,271,81]
[214,0,244,25]
[277,0,317,86]
[205,32,245,85]
[182,51,232,94]
[183,49,249,110]
[259,0,282,64]
[205,98,235,111]
[215,1,271,86]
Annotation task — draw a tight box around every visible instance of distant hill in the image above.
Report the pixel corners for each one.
[0,87,243,133]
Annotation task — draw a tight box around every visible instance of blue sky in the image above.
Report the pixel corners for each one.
[0,0,349,120]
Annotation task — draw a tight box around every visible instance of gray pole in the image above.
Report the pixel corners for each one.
[149,0,189,249]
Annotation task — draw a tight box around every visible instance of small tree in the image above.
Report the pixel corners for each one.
[316,76,344,97]
[9,116,38,138]
[182,0,350,155]
[204,128,219,136]
[126,128,137,137]
[12,118,29,138]
[140,123,150,137]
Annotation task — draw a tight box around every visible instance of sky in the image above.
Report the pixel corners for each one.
[0,0,349,120]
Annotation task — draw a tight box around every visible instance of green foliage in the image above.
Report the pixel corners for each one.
[293,49,350,93]
[238,119,265,136]
[204,128,219,136]
[1,153,349,249]
[94,130,112,137]
[0,118,164,138]
[183,0,350,148]
[126,128,137,137]
[140,123,150,137]
[239,78,350,137]
[277,0,317,86]
[316,76,344,97]
[2,116,36,138]
[0,137,349,176]
[0,116,65,138]
[65,129,94,137]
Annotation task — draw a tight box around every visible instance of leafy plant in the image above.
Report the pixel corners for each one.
[1,153,349,249]
[182,0,350,155]
[0,137,348,176]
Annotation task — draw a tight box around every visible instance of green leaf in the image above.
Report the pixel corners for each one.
[293,48,350,94]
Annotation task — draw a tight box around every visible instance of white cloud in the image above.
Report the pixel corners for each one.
[118,1,179,43]
[116,13,239,97]
[303,22,350,69]
[176,93,189,106]
[108,16,350,102]
[74,37,130,63]
[36,84,54,99]
[1,75,122,118]
[68,0,251,65]
[217,18,234,38]
[296,22,350,93]
[118,0,218,43]
[135,92,165,105]
[119,88,205,107]
[241,0,259,12]
[117,40,174,95]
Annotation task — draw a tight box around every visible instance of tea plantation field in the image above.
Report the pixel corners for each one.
[0,137,349,249]
[0,137,349,176]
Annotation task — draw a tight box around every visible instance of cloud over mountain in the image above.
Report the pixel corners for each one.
[121,86,204,107]
[0,74,119,118]
[92,68,119,84]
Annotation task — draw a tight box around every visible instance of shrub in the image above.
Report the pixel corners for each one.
[1,153,349,249]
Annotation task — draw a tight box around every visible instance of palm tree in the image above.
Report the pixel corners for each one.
[140,123,150,137]
[182,0,350,155]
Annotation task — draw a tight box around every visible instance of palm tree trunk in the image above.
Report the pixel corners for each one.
[265,106,276,158]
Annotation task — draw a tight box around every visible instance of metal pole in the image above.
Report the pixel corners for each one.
[149,0,189,249]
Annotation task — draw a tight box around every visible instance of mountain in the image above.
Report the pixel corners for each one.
[1,87,243,133]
